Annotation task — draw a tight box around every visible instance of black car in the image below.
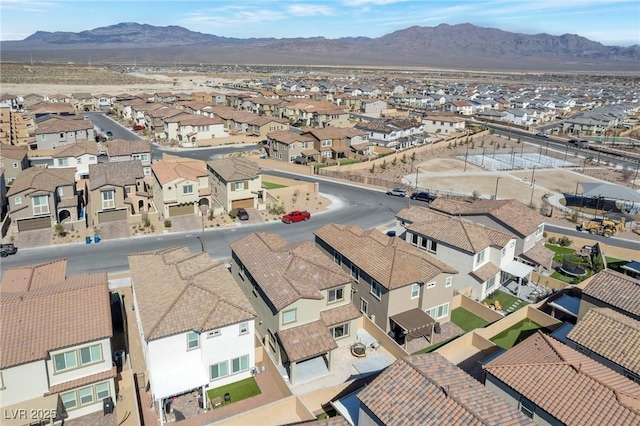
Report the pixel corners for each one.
[410,191,437,203]
[237,208,249,221]
[0,243,18,257]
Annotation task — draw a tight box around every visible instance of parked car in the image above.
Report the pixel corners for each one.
[536,132,549,138]
[282,210,311,224]
[105,131,113,138]
[385,229,397,237]
[410,191,437,203]
[237,208,249,221]
[0,243,18,257]
[386,188,407,197]
[133,125,144,131]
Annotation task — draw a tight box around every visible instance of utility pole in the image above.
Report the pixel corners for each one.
[530,180,536,206]
[464,142,469,172]
[634,160,640,189]
[494,177,501,200]
[531,165,536,186]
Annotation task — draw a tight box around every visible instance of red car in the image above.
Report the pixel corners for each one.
[282,210,310,224]
[133,125,144,131]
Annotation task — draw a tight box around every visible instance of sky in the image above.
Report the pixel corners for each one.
[1,0,639,46]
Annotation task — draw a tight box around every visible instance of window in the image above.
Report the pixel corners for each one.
[210,361,229,380]
[427,281,436,289]
[420,238,428,250]
[234,181,245,191]
[328,287,344,303]
[360,298,368,315]
[207,330,221,338]
[427,240,437,253]
[183,184,194,194]
[331,323,350,339]
[79,386,94,405]
[239,322,249,335]
[519,398,535,419]
[57,187,63,197]
[476,249,486,265]
[485,276,496,294]
[32,195,49,215]
[536,225,544,236]
[412,233,418,245]
[333,252,342,265]
[14,197,21,205]
[13,162,18,168]
[321,140,331,147]
[501,247,506,257]
[426,303,449,320]
[445,277,452,288]
[61,391,77,410]
[231,355,249,374]
[187,331,200,350]
[80,344,102,365]
[410,283,420,299]
[351,264,359,280]
[57,158,69,166]
[282,309,296,324]
[101,190,115,209]
[54,351,77,372]
[370,280,382,299]
[77,158,82,164]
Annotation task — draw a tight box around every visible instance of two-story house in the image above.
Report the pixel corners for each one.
[301,127,356,161]
[396,206,520,301]
[422,115,467,135]
[354,119,428,150]
[106,139,152,176]
[230,232,360,385]
[71,93,97,112]
[206,157,262,213]
[7,166,80,232]
[128,246,257,418]
[314,224,458,347]
[152,156,211,218]
[0,259,116,423]
[50,140,99,180]
[34,117,94,150]
[163,113,225,146]
[265,130,316,163]
[427,198,553,272]
[88,161,150,225]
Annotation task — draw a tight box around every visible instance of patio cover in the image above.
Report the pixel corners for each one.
[622,261,640,275]
[277,320,338,363]
[579,182,640,202]
[151,364,208,400]
[390,308,435,337]
[501,261,534,278]
[548,294,581,318]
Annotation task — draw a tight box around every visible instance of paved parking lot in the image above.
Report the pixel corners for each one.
[15,228,52,248]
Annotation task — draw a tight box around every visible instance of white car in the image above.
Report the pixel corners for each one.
[536,132,549,138]
[386,188,407,197]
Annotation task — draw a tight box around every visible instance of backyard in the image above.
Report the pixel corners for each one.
[451,308,490,333]
[545,243,599,283]
[206,377,261,407]
[482,290,527,313]
[490,319,542,350]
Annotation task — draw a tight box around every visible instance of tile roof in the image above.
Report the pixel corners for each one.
[484,331,640,426]
[315,223,457,290]
[89,160,144,189]
[358,353,534,426]
[319,303,362,327]
[1,271,111,369]
[398,206,514,254]
[277,320,338,362]
[206,157,261,182]
[267,129,316,145]
[128,246,256,341]
[567,307,640,376]
[0,145,28,160]
[428,198,545,237]
[36,116,93,134]
[51,140,98,158]
[582,270,640,317]
[520,242,554,268]
[0,259,68,293]
[288,417,349,426]
[6,166,75,196]
[230,233,353,312]
[469,262,501,283]
[106,139,151,156]
[47,367,117,394]
[152,159,207,185]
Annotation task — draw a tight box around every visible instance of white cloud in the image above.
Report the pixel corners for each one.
[288,4,333,16]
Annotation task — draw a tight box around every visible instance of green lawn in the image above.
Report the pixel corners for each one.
[412,336,459,355]
[206,377,261,406]
[545,244,576,262]
[490,319,541,350]
[339,158,359,166]
[551,271,576,283]
[451,308,489,333]
[262,181,287,190]
[482,291,527,312]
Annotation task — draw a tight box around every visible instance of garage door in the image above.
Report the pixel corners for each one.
[169,204,194,217]
[17,216,51,232]
[232,198,254,209]
[98,209,127,223]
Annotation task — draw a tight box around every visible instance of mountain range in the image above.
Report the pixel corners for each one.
[1,22,638,72]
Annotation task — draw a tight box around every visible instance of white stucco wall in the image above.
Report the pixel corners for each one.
[0,362,49,406]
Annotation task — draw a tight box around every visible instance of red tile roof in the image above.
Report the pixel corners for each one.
[1,259,68,293]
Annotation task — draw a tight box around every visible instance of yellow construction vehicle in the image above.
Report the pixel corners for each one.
[578,218,624,238]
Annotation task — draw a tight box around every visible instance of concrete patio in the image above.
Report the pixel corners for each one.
[404,321,465,354]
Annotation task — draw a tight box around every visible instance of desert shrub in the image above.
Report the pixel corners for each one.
[164,219,172,228]
[570,212,579,223]
[548,236,557,244]
[269,204,286,215]
[229,208,238,219]
[558,236,572,247]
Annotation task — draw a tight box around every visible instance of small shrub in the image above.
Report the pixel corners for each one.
[229,208,238,219]
[391,157,397,166]
[543,231,547,238]
[558,236,572,247]
[144,217,151,228]
[164,219,172,228]
[369,164,376,173]
[269,204,286,215]
[548,236,557,244]
[570,212,579,223]
[401,153,407,164]
[380,160,387,170]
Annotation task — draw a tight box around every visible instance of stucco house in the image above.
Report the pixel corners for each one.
[230,232,361,385]
[355,119,428,149]
[206,157,263,213]
[0,145,29,185]
[50,140,99,180]
[106,139,152,176]
[422,115,467,135]
[163,113,225,146]
[0,259,116,423]
[152,156,211,219]
[34,117,95,150]
[265,130,316,163]
[128,246,257,419]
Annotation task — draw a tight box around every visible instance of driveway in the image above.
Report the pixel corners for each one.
[97,220,131,240]
[169,215,202,232]
[15,229,52,248]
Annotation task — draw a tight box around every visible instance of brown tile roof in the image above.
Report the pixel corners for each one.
[47,367,117,394]
[128,246,256,341]
[319,303,362,327]
[469,262,502,283]
[29,102,76,115]
[267,129,315,145]
[1,259,68,293]
[89,160,144,189]
[1,271,111,368]
[302,127,355,141]
[206,157,261,182]
[6,166,75,196]
[484,331,640,425]
[398,206,513,254]
[358,353,534,426]
[428,198,545,237]
[51,140,98,158]
[152,159,207,185]
[315,223,457,290]
[277,320,338,362]
[106,139,151,156]
[567,308,640,376]
[35,116,93,134]
[230,233,353,311]
[582,270,640,317]
[287,417,349,426]
[520,241,554,268]
[0,145,28,160]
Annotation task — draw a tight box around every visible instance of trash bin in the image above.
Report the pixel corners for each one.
[114,350,126,373]
[94,234,100,243]
[85,236,92,244]
[103,396,114,415]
